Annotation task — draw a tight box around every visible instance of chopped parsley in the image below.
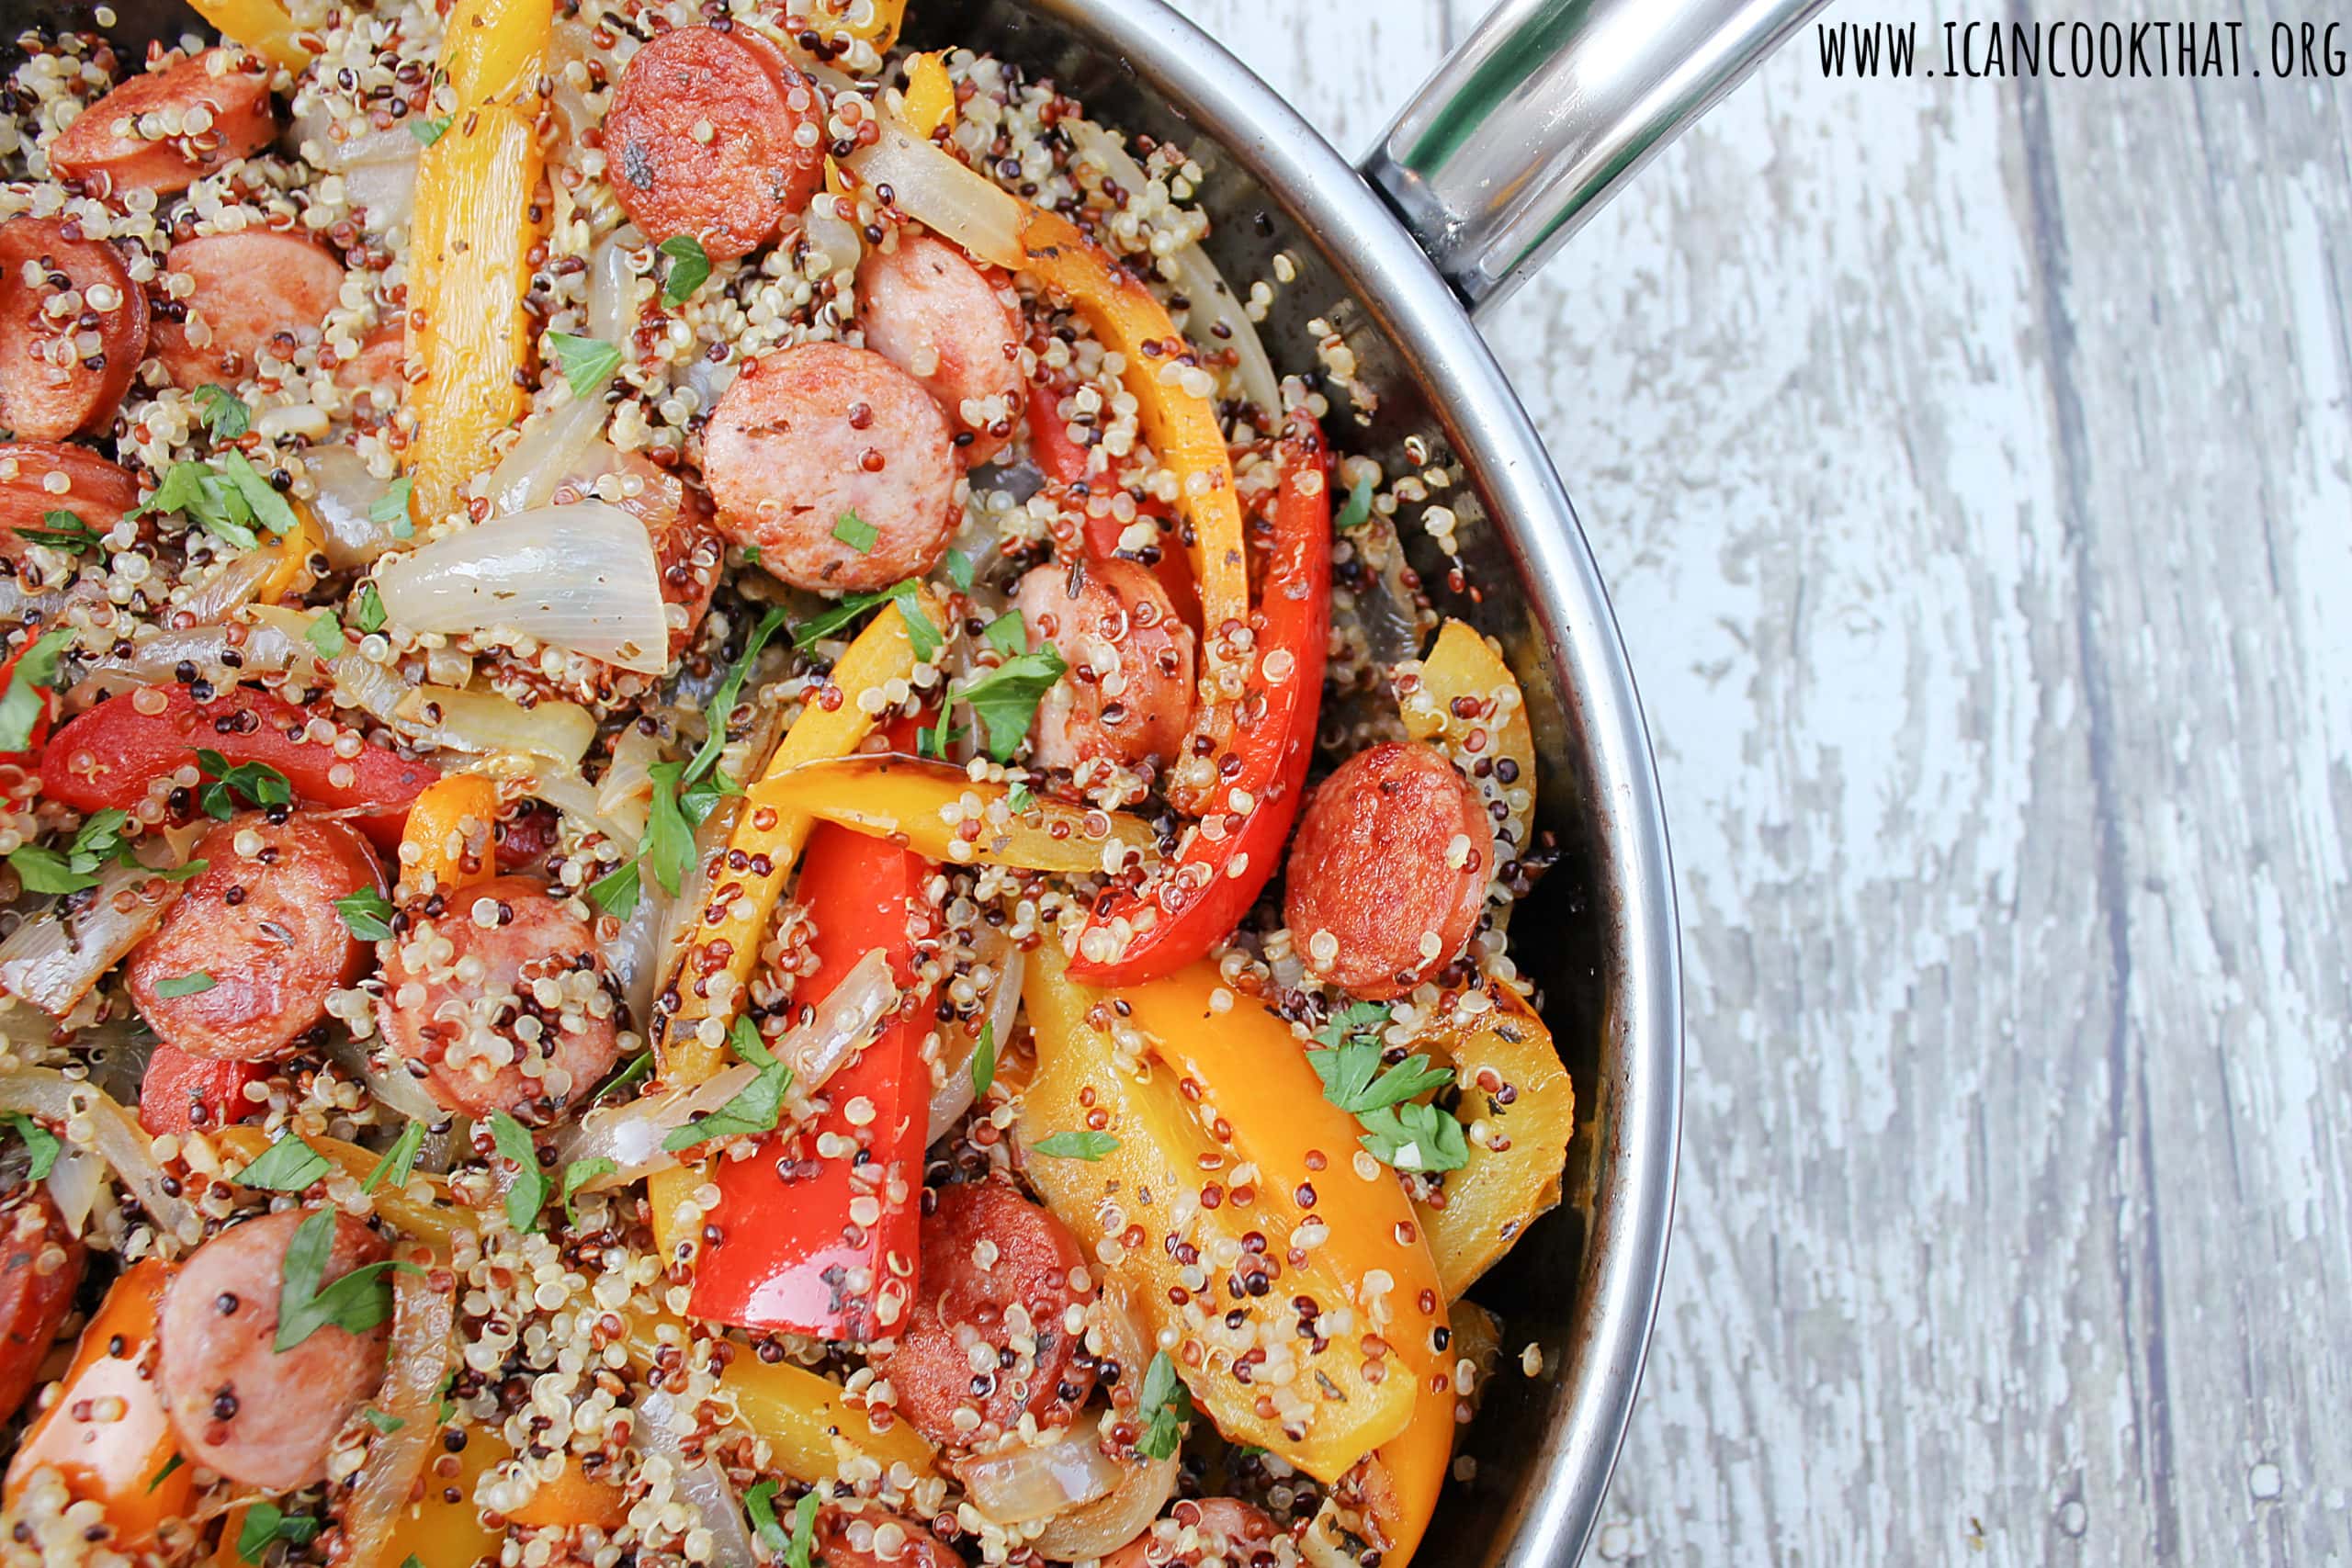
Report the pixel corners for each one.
[236,1500,321,1562]
[0,628,70,751]
[1355,1101,1469,1173]
[548,332,624,399]
[410,114,450,146]
[370,476,414,538]
[945,549,978,591]
[750,1483,820,1568]
[305,608,345,660]
[592,1051,653,1104]
[11,509,105,554]
[488,1110,548,1234]
[560,1157,616,1224]
[586,856,644,919]
[215,450,299,538]
[1335,470,1375,532]
[662,1016,793,1152]
[1030,1129,1118,1161]
[980,610,1028,657]
[1306,1005,1467,1173]
[334,886,397,942]
[969,1021,996,1100]
[362,1121,427,1194]
[232,1132,332,1191]
[196,750,293,819]
[275,1206,418,1351]
[4,1112,58,1180]
[789,578,941,663]
[145,1452,184,1494]
[355,582,388,635]
[831,511,878,553]
[134,458,262,549]
[1005,781,1035,815]
[8,807,146,895]
[659,235,711,306]
[193,383,250,438]
[153,971,217,998]
[360,1406,406,1434]
[1135,1349,1193,1460]
[685,607,786,785]
[956,644,1068,762]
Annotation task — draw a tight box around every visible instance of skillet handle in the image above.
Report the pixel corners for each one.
[1359,0,1828,314]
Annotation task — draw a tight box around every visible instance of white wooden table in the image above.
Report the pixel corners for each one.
[1170,2,2352,1562]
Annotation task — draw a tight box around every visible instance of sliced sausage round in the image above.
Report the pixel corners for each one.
[1104,1500,1283,1568]
[857,233,1023,463]
[125,811,384,1062]
[157,1209,390,1491]
[0,440,136,566]
[0,218,148,441]
[1284,740,1494,999]
[375,874,624,1123]
[50,49,278,199]
[879,1181,1097,1450]
[603,27,826,263]
[813,1505,964,1568]
[1015,558,1195,774]
[151,230,345,390]
[0,1189,85,1425]
[706,342,959,592]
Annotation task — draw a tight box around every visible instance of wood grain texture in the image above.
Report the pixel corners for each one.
[1166,1,2352,1562]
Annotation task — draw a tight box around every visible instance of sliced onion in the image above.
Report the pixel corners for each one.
[595,724,661,843]
[322,1035,448,1126]
[82,1016,153,1105]
[960,1408,1124,1526]
[605,868,672,1035]
[44,1143,102,1236]
[773,947,898,1092]
[66,617,311,708]
[340,1268,454,1568]
[487,398,608,518]
[393,685,598,769]
[842,116,1023,271]
[0,859,187,1018]
[554,1063,758,1185]
[635,1388,761,1568]
[522,764,641,849]
[589,225,643,344]
[1032,1292,1180,1558]
[928,938,1022,1144]
[375,502,669,673]
[305,446,406,569]
[650,797,741,1012]
[1063,118,1281,417]
[178,547,277,623]
[0,1069,197,1241]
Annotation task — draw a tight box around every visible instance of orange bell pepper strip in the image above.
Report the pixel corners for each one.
[1019,208,1248,653]
[901,51,956,138]
[389,1423,509,1567]
[621,1312,935,1482]
[405,0,550,524]
[1414,987,1575,1301]
[187,0,312,73]
[214,1124,469,1247]
[748,754,1158,874]
[1017,949,1436,1483]
[5,1259,191,1551]
[505,1456,628,1530]
[256,500,325,604]
[397,773,503,897]
[1399,617,1537,866]
[651,594,934,1085]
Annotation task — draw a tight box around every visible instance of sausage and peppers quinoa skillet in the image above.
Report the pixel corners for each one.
[0,0,1577,1562]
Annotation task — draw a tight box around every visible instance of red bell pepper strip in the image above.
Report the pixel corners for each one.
[687,824,936,1342]
[136,1043,269,1137]
[1027,378,1091,486]
[0,643,58,767]
[39,683,436,851]
[1029,381,1201,630]
[1068,413,1330,986]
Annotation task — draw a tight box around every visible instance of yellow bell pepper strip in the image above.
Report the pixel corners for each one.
[1018,949,1427,1483]
[1019,208,1248,651]
[621,1312,935,1482]
[187,0,312,73]
[405,0,550,524]
[748,755,1158,874]
[1414,987,1574,1301]
[651,594,933,1085]
[505,1455,628,1530]
[214,1125,470,1248]
[397,773,503,897]
[255,498,325,603]
[1398,617,1538,867]
[851,0,908,49]
[4,1259,191,1551]
[901,51,956,139]
[390,1423,510,1567]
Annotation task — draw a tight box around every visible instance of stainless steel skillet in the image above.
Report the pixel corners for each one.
[6,0,1817,1561]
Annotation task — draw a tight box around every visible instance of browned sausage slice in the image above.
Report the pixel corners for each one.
[877,1181,1098,1451]
[0,1189,85,1425]
[707,342,959,592]
[0,441,136,566]
[857,233,1023,463]
[50,49,278,199]
[603,28,826,263]
[1015,558,1195,774]
[1103,1500,1283,1568]
[375,874,623,1122]
[0,218,148,441]
[152,231,346,390]
[813,1505,964,1568]
[157,1209,390,1491]
[125,812,384,1062]
[1284,740,1494,999]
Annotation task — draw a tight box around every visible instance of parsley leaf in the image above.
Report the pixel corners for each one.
[4,1112,58,1179]
[306,608,344,660]
[945,549,977,591]
[355,582,388,635]
[586,857,644,919]
[1315,999,1393,1052]
[195,750,293,819]
[786,1490,820,1568]
[7,807,137,895]
[1005,781,1034,815]
[488,1110,547,1234]
[0,628,71,751]
[335,886,397,942]
[969,1021,995,1100]
[831,511,878,553]
[275,1207,418,1351]
[592,1051,653,1103]
[1305,1003,1464,1170]
[1335,470,1375,532]
[1307,1036,1452,1113]
[659,235,711,306]
[980,610,1027,657]
[561,1156,616,1223]
[1030,1129,1118,1161]
[745,1478,786,1551]
[790,579,940,663]
[641,762,698,897]
[232,1132,332,1191]
[662,1016,793,1151]
[145,1452,184,1494]
[217,449,299,538]
[12,509,105,554]
[237,1499,321,1562]
[1135,1349,1192,1460]
[134,459,259,550]
[369,476,414,537]
[193,383,250,438]
[685,607,786,787]
[957,645,1067,762]
[1354,1100,1470,1173]
[153,971,216,998]
[548,332,624,400]
[362,1121,426,1194]
[360,1406,405,1434]
[411,114,450,146]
